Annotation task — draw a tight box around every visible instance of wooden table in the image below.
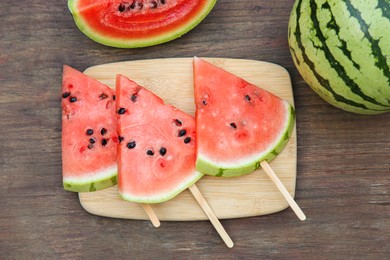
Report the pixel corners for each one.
[1,1,389,258]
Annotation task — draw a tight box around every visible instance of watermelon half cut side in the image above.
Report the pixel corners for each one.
[61,66,118,192]
[68,0,217,48]
[116,74,203,203]
[194,58,296,177]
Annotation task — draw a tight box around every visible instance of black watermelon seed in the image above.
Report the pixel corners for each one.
[89,138,96,144]
[127,141,136,149]
[202,100,207,105]
[178,129,186,137]
[245,95,251,101]
[118,3,126,12]
[86,129,94,135]
[119,136,124,143]
[150,1,158,8]
[146,149,154,156]
[184,137,191,144]
[159,147,167,156]
[230,122,237,129]
[99,93,108,99]
[113,95,116,100]
[161,0,166,4]
[174,119,182,126]
[131,94,138,102]
[87,144,94,149]
[70,97,77,102]
[118,108,126,114]
[130,1,136,9]
[101,139,108,146]
[138,2,143,9]
[100,128,107,136]
[62,92,70,98]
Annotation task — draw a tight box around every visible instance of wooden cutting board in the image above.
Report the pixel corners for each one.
[79,57,297,221]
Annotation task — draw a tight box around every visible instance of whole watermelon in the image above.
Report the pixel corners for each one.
[288,0,390,114]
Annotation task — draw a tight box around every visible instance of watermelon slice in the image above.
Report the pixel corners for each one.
[116,74,203,203]
[68,0,217,48]
[193,58,295,177]
[61,66,118,192]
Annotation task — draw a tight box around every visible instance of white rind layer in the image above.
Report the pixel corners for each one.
[119,171,203,204]
[63,164,117,185]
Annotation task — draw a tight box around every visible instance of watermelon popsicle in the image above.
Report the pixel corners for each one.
[61,66,118,192]
[61,66,161,227]
[193,57,306,221]
[116,74,234,247]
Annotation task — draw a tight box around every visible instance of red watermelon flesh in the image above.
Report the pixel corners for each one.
[62,66,118,192]
[116,74,203,203]
[194,58,295,177]
[68,0,217,48]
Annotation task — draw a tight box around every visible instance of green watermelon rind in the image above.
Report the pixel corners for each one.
[196,102,295,177]
[119,171,203,204]
[63,165,117,192]
[67,0,217,48]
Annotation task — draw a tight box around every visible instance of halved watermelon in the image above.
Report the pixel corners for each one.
[68,0,217,48]
[193,58,295,177]
[116,74,203,203]
[62,66,118,192]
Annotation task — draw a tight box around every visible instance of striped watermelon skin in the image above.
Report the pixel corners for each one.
[288,0,390,114]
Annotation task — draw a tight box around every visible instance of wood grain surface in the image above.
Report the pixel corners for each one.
[1,1,389,259]
[80,58,297,221]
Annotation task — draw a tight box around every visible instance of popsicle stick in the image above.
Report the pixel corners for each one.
[141,204,161,228]
[188,184,234,248]
[260,161,306,221]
